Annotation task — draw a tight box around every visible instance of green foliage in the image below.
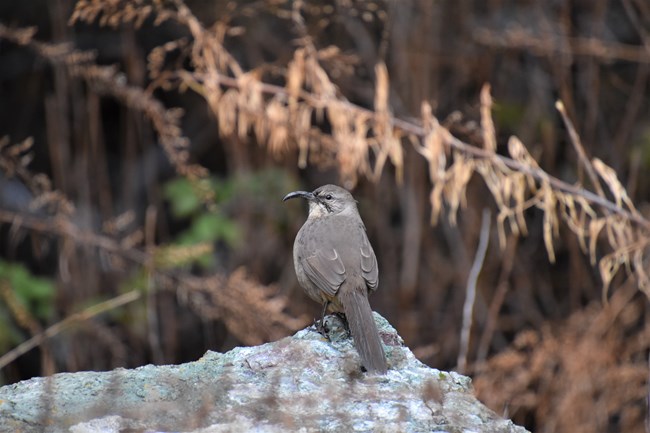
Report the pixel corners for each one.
[178,213,239,246]
[164,177,220,218]
[164,177,202,218]
[162,169,296,269]
[493,102,526,132]
[163,176,241,268]
[0,260,55,354]
[0,260,55,320]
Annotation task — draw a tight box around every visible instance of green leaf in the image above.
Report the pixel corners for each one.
[163,178,201,218]
[0,260,55,320]
[182,213,241,246]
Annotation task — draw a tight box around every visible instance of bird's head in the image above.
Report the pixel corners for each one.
[283,184,358,218]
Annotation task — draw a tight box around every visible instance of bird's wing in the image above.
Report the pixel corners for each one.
[360,233,379,291]
[302,248,346,297]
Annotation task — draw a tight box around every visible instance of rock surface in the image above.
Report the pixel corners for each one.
[0,314,528,433]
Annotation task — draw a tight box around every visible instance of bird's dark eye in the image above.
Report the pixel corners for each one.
[325,194,333,200]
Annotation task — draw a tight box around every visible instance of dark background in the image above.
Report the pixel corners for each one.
[1,1,649,431]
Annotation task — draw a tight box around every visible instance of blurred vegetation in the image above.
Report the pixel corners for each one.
[0,260,54,351]
[1,1,650,432]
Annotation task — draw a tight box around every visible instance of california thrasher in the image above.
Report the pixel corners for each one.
[283,184,387,373]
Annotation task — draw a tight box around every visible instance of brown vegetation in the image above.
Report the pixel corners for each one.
[1,1,650,431]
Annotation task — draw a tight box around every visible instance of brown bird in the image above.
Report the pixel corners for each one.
[283,184,387,373]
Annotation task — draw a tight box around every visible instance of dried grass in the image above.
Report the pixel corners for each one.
[64,1,650,304]
[1,2,650,431]
[1,0,648,355]
[181,268,309,346]
[474,283,648,432]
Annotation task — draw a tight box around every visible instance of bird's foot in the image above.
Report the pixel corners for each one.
[313,317,330,340]
[333,312,351,338]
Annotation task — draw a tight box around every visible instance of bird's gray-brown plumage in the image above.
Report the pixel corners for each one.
[283,184,387,373]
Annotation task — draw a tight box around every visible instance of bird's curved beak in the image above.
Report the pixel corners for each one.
[282,190,315,202]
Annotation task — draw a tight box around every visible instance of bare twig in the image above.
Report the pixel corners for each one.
[183,70,650,232]
[3,22,648,233]
[555,101,606,198]
[0,290,141,369]
[457,209,491,374]
[476,235,518,365]
[0,210,148,264]
[145,205,164,364]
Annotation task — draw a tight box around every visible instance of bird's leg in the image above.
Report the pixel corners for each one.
[314,301,330,337]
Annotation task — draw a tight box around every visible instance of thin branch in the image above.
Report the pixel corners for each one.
[0,210,148,264]
[556,100,606,198]
[186,70,650,231]
[0,290,141,369]
[3,22,647,231]
[476,235,518,365]
[457,209,491,374]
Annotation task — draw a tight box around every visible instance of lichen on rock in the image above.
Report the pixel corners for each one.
[0,313,528,433]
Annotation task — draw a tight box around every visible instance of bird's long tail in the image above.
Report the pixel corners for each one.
[339,284,387,374]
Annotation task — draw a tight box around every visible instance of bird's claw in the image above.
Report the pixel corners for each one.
[313,317,330,340]
[333,312,352,338]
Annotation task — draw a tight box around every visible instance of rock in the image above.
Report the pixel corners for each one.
[0,313,529,433]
